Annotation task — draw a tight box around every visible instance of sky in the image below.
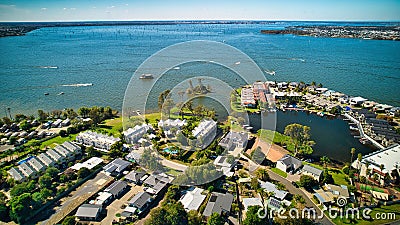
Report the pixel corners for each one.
[0,0,399,22]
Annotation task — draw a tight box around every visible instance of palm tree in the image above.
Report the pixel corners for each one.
[255,168,270,182]
[350,148,356,165]
[357,153,363,173]
[320,156,330,169]
[379,164,385,187]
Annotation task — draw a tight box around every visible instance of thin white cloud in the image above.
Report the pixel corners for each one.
[70,8,76,10]
[63,8,67,10]
[41,8,47,10]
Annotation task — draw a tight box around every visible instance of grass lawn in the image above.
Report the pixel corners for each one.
[303,162,350,186]
[358,184,385,193]
[331,204,400,225]
[257,129,296,152]
[270,167,288,178]
[94,117,123,137]
[40,134,78,149]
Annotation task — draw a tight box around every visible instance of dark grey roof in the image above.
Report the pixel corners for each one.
[303,164,323,177]
[128,192,152,209]
[75,204,102,218]
[103,158,130,173]
[143,174,170,187]
[125,170,146,183]
[104,180,128,197]
[203,192,234,217]
[62,141,80,152]
[278,154,302,167]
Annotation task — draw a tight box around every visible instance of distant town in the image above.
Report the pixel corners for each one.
[261,26,400,41]
[0,79,399,225]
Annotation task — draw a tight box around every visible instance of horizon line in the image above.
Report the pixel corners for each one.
[1,19,400,23]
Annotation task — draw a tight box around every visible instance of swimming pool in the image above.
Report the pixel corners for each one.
[163,147,178,154]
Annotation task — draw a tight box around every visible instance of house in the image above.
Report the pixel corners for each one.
[92,192,113,206]
[27,157,46,172]
[62,141,81,154]
[54,145,73,160]
[242,198,263,211]
[104,180,128,198]
[123,123,152,144]
[71,157,103,171]
[219,131,248,152]
[179,187,206,212]
[259,181,288,200]
[52,119,62,128]
[76,131,120,151]
[18,163,37,178]
[203,192,234,217]
[46,149,64,163]
[192,120,217,148]
[349,96,367,106]
[8,167,25,182]
[241,86,256,107]
[61,118,70,127]
[158,119,187,136]
[314,184,350,205]
[213,155,237,177]
[276,154,302,173]
[128,192,153,214]
[37,153,55,167]
[103,158,131,176]
[373,104,393,113]
[75,204,103,221]
[143,174,170,195]
[125,170,147,184]
[302,165,324,181]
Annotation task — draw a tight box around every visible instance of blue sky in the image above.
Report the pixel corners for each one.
[0,0,399,22]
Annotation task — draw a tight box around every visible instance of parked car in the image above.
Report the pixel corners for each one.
[291,181,299,188]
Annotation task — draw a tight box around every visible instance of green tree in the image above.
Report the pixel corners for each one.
[39,174,52,189]
[255,168,270,181]
[321,169,334,184]
[45,166,60,178]
[86,146,101,157]
[164,185,181,204]
[188,210,203,225]
[37,110,47,122]
[145,201,188,225]
[19,120,31,131]
[207,212,224,225]
[250,177,260,190]
[77,167,90,179]
[2,117,12,125]
[299,175,318,190]
[350,148,356,165]
[243,205,267,225]
[158,89,171,110]
[284,123,314,156]
[59,129,68,137]
[9,193,33,224]
[62,216,76,225]
[77,107,90,118]
[320,156,330,169]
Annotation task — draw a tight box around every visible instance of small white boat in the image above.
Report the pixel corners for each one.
[139,74,154,79]
[58,92,64,95]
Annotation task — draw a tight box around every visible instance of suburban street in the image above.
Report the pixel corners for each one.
[267,169,335,225]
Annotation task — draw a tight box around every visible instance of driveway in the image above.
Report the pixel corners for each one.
[101,184,144,224]
[267,169,334,225]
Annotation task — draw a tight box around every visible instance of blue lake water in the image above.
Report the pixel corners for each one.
[1,22,399,116]
[0,22,398,162]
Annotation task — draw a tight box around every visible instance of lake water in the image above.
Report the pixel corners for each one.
[249,111,374,162]
[0,21,398,162]
[1,22,399,116]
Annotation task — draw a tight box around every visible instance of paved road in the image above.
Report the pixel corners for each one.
[40,171,113,225]
[267,169,335,225]
[160,158,188,171]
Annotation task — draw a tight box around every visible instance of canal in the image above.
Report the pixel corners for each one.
[249,110,375,163]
